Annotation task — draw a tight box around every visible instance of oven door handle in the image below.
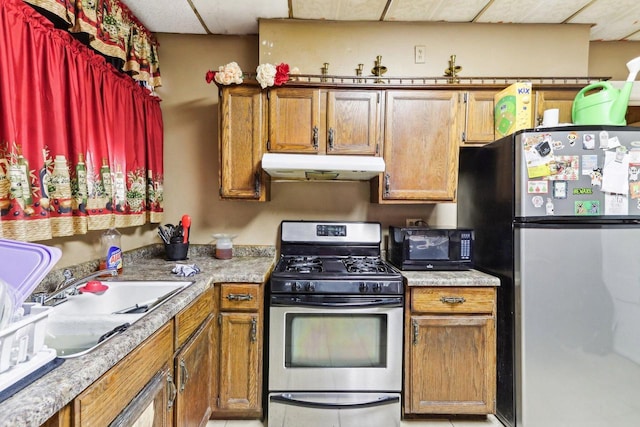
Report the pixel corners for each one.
[270,393,400,410]
[270,296,403,308]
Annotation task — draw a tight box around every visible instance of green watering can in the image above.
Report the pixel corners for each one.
[572,55,640,126]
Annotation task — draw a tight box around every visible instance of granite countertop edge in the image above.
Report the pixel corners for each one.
[402,269,501,287]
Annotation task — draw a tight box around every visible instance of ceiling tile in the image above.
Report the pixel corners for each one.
[567,0,640,41]
[385,0,487,22]
[292,0,387,21]
[124,0,207,34]
[476,0,593,24]
[193,0,288,35]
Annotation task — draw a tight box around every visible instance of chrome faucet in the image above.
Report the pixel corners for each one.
[32,268,118,305]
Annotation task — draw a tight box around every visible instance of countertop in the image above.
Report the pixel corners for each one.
[0,245,277,427]
[401,269,501,287]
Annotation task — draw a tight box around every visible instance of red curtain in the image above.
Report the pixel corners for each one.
[0,0,163,241]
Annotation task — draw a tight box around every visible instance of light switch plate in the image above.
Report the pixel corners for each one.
[414,45,426,64]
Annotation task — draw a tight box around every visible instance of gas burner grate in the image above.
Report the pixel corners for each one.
[283,256,323,273]
[343,256,391,274]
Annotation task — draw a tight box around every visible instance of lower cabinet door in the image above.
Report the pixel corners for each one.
[217,312,262,415]
[109,367,174,427]
[408,315,496,415]
[175,315,214,427]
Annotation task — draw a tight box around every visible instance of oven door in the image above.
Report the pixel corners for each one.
[268,295,403,392]
[268,392,401,427]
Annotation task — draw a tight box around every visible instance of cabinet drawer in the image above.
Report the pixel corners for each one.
[219,283,261,311]
[411,287,495,314]
[175,284,214,348]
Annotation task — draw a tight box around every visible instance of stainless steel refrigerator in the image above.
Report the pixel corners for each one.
[458,126,640,427]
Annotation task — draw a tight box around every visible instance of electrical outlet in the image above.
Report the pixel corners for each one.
[414,45,426,64]
[406,218,424,227]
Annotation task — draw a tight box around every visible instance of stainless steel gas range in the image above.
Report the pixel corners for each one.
[267,221,403,427]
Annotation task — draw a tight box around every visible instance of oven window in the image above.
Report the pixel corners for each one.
[285,313,387,368]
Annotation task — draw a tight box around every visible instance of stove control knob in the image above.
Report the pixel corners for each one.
[372,282,382,293]
[359,282,368,293]
[292,281,303,292]
[305,282,316,292]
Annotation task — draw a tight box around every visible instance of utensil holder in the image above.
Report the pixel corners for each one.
[165,242,189,261]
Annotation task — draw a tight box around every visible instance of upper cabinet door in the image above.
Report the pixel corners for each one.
[377,90,461,202]
[326,90,381,155]
[218,85,269,201]
[268,88,322,153]
[463,90,496,145]
[534,89,578,126]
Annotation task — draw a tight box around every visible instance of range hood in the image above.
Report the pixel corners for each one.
[261,153,385,181]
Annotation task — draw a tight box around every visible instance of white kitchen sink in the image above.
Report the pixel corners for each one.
[44,280,192,358]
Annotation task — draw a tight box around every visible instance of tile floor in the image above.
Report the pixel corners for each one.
[208,415,504,427]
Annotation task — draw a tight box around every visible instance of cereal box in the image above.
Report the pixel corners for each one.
[494,82,533,137]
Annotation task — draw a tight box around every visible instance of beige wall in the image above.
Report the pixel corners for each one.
[259,20,591,77]
[44,22,640,268]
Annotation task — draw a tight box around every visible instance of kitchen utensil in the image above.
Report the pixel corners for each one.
[572,55,640,126]
[181,215,191,244]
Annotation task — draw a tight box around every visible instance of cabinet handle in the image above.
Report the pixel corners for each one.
[328,128,335,150]
[254,171,261,197]
[250,317,257,342]
[412,319,419,345]
[179,359,189,393]
[227,293,253,301]
[440,296,466,304]
[167,373,177,410]
[384,173,391,197]
[312,126,319,150]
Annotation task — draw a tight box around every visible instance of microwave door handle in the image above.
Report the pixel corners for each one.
[270,394,399,410]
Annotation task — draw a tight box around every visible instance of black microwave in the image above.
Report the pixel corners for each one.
[387,226,473,271]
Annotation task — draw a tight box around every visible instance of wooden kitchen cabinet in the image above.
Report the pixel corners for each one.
[534,89,578,126]
[372,90,461,203]
[174,286,215,427]
[211,282,264,419]
[218,84,269,201]
[267,87,381,155]
[462,90,497,145]
[405,286,496,416]
[73,322,175,426]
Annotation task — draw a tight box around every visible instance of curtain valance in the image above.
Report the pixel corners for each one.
[23,0,161,91]
[0,0,164,242]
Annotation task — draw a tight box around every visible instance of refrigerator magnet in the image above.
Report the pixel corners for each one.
[528,180,548,194]
[582,134,596,150]
[532,195,544,208]
[575,200,600,215]
[545,198,555,215]
[552,181,567,199]
[567,132,578,146]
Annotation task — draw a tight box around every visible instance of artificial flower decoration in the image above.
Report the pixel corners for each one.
[256,62,290,88]
[206,61,243,85]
